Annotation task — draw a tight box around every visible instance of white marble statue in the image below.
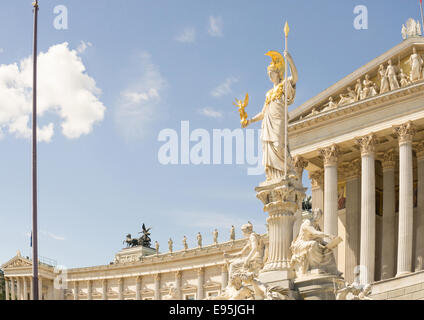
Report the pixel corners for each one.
[213,229,218,245]
[182,235,188,250]
[361,74,377,99]
[290,209,341,277]
[322,97,338,112]
[399,68,411,88]
[230,225,235,241]
[404,18,422,39]
[305,107,320,118]
[354,79,362,101]
[385,59,400,90]
[334,280,373,300]
[402,24,407,40]
[242,50,298,181]
[409,47,423,82]
[224,222,264,281]
[197,232,202,248]
[162,285,180,300]
[378,64,390,94]
[338,87,356,106]
[168,238,173,253]
[155,241,159,255]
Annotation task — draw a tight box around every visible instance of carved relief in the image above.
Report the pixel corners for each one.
[309,170,324,188]
[381,149,396,169]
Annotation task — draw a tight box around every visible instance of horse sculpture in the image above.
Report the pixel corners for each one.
[123,234,139,248]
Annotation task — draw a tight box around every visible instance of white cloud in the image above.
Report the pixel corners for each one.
[208,16,224,37]
[175,27,196,43]
[198,107,223,118]
[0,42,106,142]
[77,40,92,53]
[116,52,166,140]
[41,230,65,241]
[211,76,239,98]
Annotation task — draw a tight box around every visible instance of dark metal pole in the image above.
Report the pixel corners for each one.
[32,0,39,301]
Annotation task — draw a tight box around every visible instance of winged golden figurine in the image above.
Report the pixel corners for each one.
[233,93,249,127]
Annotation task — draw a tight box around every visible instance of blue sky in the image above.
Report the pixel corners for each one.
[0,0,420,268]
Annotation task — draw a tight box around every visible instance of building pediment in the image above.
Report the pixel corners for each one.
[290,36,424,123]
[1,255,32,269]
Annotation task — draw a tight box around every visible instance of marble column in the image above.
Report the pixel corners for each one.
[175,271,182,300]
[415,142,424,271]
[343,159,361,283]
[154,274,161,300]
[30,277,33,300]
[87,280,92,300]
[381,149,396,279]
[118,278,124,300]
[38,278,43,300]
[5,278,9,301]
[102,279,108,300]
[73,281,78,301]
[23,277,28,300]
[293,156,309,238]
[10,278,15,300]
[197,268,205,300]
[16,277,22,300]
[135,276,142,300]
[221,265,228,290]
[319,145,340,242]
[394,122,416,276]
[356,133,377,285]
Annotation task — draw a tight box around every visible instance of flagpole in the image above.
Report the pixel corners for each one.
[420,0,424,34]
[284,22,289,178]
[31,0,39,301]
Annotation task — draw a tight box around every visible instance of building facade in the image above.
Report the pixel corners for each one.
[3,22,424,301]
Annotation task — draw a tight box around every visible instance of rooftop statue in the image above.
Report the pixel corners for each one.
[123,234,139,248]
[138,223,152,248]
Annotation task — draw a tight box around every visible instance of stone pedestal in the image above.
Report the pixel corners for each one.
[294,274,343,300]
[114,246,156,264]
[255,176,306,287]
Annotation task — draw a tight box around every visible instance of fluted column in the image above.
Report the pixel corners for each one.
[5,278,9,301]
[381,149,396,279]
[135,276,141,300]
[23,277,28,300]
[102,279,108,300]
[415,142,424,271]
[87,280,92,300]
[356,134,377,285]
[394,122,416,276]
[293,156,309,238]
[29,277,33,300]
[38,278,43,300]
[16,278,22,300]
[154,274,161,300]
[319,145,340,242]
[197,268,204,300]
[343,159,361,283]
[10,278,15,300]
[175,271,182,300]
[73,281,78,301]
[221,265,228,290]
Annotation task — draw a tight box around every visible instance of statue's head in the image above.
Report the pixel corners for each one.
[265,51,284,84]
[241,221,253,236]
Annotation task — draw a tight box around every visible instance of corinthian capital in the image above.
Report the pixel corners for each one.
[381,148,396,170]
[393,121,416,144]
[355,133,378,156]
[319,144,340,166]
[293,156,308,170]
[309,170,324,188]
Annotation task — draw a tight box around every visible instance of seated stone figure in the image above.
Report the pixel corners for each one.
[290,209,341,277]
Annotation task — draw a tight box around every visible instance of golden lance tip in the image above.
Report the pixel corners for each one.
[284,21,290,38]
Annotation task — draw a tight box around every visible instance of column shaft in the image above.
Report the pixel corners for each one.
[381,159,396,279]
[197,269,204,300]
[221,266,228,290]
[23,277,28,300]
[87,280,92,300]
[135,277,141,300]
[154,275,160,300]
[11,278,15,300]
[415,154,424,271]
[5,278,9,301]
[102,280,108,300]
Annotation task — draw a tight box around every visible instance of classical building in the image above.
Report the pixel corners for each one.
[3,19,424,300]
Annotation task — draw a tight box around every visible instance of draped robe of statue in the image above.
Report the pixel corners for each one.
[256,78,296,181]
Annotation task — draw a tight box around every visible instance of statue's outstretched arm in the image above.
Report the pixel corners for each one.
[250,103,266,124]
[285,52,298,85]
